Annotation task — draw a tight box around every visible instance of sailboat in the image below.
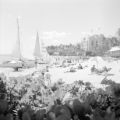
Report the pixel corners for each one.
[33,32,50,65]
[0,18,23,71]
[12,18,22,60]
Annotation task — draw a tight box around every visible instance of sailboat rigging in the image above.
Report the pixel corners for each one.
[0,19,50,70]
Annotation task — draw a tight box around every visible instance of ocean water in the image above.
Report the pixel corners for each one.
[0,55,13,63]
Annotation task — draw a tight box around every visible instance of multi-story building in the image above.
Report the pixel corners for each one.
[80,34,90,51]
[80,34,106,55]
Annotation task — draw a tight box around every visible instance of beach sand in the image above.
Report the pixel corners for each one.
[0,59,120,89]
[48,60,120,88]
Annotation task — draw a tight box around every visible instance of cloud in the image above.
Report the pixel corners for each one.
[42,31,69,38]
[41,31,71,46]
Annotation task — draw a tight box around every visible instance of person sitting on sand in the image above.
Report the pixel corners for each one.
[46,66,49,72]
[35,58,38,68]
[91,65,96,72]
[78,64,83,69]
[70,67,76,72]
[103,66,111,72]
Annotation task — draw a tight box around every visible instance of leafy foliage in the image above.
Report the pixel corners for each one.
[47,43,84,56]
[0,73,7,99]
[1,69,120,120]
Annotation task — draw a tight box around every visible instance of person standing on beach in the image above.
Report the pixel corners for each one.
[35,58,38,68]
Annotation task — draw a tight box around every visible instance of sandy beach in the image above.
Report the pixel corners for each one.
[0,58,120,89]
[48,59,120,88]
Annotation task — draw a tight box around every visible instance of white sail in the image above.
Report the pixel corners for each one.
[33,32,42,59]
[12,18,22,60]
[33,32,50,63]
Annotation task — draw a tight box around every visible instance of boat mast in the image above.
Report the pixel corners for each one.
[17,17,22,61]
[12,17,22,60]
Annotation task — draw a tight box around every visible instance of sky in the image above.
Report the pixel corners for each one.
[0,0,120,58]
